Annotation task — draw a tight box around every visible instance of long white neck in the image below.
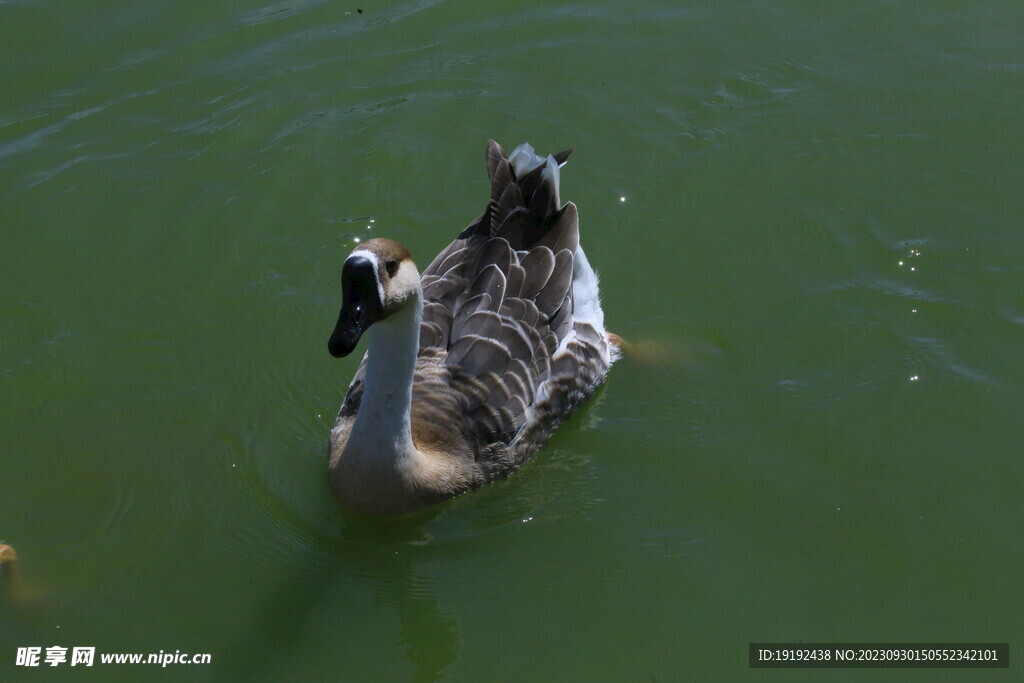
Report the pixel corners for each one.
[345,290,423,469]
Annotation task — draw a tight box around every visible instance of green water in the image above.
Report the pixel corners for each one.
[2,1,1022,680]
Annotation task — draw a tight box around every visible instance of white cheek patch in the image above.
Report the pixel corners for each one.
[347,249,385,307]
[392,260,420,300]
[377,259,420,307]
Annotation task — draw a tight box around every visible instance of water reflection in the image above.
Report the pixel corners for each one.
[360,528,462,682]
[216,510,460,681]
[217,423,604,680]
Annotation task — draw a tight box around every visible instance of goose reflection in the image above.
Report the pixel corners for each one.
[218,400,602,680]
[217,511,461,682]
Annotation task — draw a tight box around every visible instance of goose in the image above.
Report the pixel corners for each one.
[326,140,619,517]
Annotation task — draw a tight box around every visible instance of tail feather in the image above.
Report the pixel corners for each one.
[485,139,507,182]
[527,156,560,228]
[438,140,577,275]
[479,140,577,252]
[510,144,573,203]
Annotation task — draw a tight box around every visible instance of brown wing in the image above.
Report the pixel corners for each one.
[415,141,579,468]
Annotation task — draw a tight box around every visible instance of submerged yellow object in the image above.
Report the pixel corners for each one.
[1,544,20,604]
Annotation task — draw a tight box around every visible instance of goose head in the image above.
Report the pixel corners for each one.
[328,238,419,358]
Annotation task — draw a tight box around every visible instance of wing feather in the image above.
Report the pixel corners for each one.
[534,249,573,317]
[447,334,511,377]
[518,247,556,299]
[467,263,507,305]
